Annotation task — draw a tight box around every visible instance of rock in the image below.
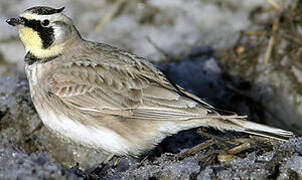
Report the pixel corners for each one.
[81,138,302,180]
[0,139,80,179]
[104,156,200,179]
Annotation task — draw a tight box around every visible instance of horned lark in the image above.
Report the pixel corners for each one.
[6,6,293,156]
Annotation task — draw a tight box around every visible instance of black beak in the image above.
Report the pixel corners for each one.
[6,17,24,26]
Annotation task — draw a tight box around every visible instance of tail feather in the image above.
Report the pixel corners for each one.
[203,114,293,141]
[219,116,294,141]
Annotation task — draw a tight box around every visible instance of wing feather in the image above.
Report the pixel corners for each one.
[49,59,213,121]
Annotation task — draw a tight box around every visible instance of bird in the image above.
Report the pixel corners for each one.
[6,6,293,157]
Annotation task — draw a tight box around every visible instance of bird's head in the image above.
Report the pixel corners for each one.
[6,6,80,59]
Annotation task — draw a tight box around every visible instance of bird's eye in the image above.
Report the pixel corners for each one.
[41,19,50,27]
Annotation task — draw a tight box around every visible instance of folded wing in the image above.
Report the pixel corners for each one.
[49,59,213,121]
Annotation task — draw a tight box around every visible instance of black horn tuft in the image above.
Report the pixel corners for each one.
[56,7,65,13]
[26,6,65,15]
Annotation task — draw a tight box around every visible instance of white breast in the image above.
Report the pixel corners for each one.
[25,63,44,85]
[25,63,43,99]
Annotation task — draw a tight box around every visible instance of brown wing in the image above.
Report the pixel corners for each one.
[49,59,214,121]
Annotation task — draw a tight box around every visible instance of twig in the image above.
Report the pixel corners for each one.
[94,0,126,31]
[267,0,281,12]
[264,17,279,64]
[228,142,251,155]
[178,139,215,160]
[264,0,284,64]
[196,128,234,148]
[146,36,171,60]
[217,154,235,162]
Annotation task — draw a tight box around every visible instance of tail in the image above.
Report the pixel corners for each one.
[206,115,294,141]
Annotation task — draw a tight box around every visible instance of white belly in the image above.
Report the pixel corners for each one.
[38,108,132,155]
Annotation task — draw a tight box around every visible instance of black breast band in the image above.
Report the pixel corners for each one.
[25,51,60,65]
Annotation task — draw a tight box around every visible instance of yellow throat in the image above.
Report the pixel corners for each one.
[19,27,64,58]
